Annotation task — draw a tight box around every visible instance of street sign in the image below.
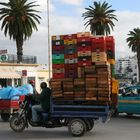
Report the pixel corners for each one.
[0,49,7,54]
[0,54,8,61]
[22,70,27,76]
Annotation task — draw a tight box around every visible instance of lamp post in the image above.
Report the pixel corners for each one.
[47,0,51,79]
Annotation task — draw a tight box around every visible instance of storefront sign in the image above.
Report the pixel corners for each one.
[0,49,7,54]
[0,54,8,61]
[22,70,27,76]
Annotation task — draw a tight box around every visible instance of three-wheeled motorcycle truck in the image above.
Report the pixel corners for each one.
[9,95,111,137]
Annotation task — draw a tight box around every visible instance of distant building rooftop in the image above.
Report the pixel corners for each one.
[1,54,37,64]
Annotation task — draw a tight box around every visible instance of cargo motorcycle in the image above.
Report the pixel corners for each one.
[9,95,95,137]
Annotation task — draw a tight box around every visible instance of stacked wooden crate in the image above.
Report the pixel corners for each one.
[62,78,74,100]
[50,32,117,105]
[50,79,63,99]
[74,78,85,100]
[96,63,111,102]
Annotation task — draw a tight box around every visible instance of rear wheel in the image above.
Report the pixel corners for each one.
[10,115,26,132]
[1,113,10,122]
[68,118,86,137]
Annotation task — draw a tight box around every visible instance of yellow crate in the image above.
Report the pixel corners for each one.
[77,32,91,37]
[92,52,107,62]
[64,39,77,45]
[108,59,116,65]
[78,51,91,57]
[112,78,119,94]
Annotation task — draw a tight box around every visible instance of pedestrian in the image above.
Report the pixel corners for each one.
[26,80,34,95]
[29,80,38,94]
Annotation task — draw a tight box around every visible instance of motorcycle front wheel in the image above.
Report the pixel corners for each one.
[10,115,26,132]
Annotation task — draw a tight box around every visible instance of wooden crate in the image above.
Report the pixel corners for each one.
[63,92,74,100]
[95,61,110,67]
[85,77,97,83]
[98,84,111,88]
[52,91,63,98]
[78,67,85,78]
[86,87,98,91]
[98,97,111,102]
[63,81,74,92]
[85,66,96,75]
[86,91,97,97]
[74,91,85,99]
[92,52,107,62]
[74,78,85,85]
[74,87,85,92]
[49,81,62,91]
[62,78,73,82]
[85,97,97,101]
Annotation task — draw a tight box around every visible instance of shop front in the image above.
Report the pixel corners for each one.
[0,67,21,87]
[0,63,50,92]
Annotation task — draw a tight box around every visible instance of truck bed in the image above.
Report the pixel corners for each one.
[0,99,19,110]
[0,95,25,111]
[51,103,110,122]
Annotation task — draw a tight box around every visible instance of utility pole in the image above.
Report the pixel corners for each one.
[47,0,51,79]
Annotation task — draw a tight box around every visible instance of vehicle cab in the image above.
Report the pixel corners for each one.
[118,85,140,115]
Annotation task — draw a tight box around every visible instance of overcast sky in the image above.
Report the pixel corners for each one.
[0,0,140,65]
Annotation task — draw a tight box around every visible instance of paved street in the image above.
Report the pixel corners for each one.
[0,115,139,140]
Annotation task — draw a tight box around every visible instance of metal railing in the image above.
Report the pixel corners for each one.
[6,54,37,64]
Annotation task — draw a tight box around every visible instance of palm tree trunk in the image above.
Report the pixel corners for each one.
[16,37,23,63]
[137,47,140,83]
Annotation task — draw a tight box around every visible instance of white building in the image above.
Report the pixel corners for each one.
[130,55,138,82]
[0,63,50,92]
[115,55,138,82]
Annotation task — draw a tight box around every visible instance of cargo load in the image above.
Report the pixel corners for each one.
[50,32,118,107]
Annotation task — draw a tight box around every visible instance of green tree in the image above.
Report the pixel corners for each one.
[126,28,140,82]
[82,1,118,35]
[0,0,41,63]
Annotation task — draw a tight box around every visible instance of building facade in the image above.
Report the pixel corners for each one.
[0,63,50,92]
[115,55,138,82]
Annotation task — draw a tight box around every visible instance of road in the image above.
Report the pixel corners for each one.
[0,115,139,140]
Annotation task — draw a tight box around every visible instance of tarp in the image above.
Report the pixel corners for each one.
[0,68,21,79]
[0,85,32,100]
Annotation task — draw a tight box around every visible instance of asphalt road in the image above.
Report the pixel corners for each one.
[0,115,140,140]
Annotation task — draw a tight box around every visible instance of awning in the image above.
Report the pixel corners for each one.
[0,68,21,79]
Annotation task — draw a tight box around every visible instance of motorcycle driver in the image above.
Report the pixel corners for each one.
[31,82,51,123]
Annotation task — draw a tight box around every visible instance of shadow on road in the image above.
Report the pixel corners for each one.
[117,114,140,120]
[1,129,74,139]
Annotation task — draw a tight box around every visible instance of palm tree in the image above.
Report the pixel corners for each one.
[82,1,118,35]
[126,28,140,82]
[0,0,41,63]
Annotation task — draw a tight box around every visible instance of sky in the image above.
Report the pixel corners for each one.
[0,0,140,65]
